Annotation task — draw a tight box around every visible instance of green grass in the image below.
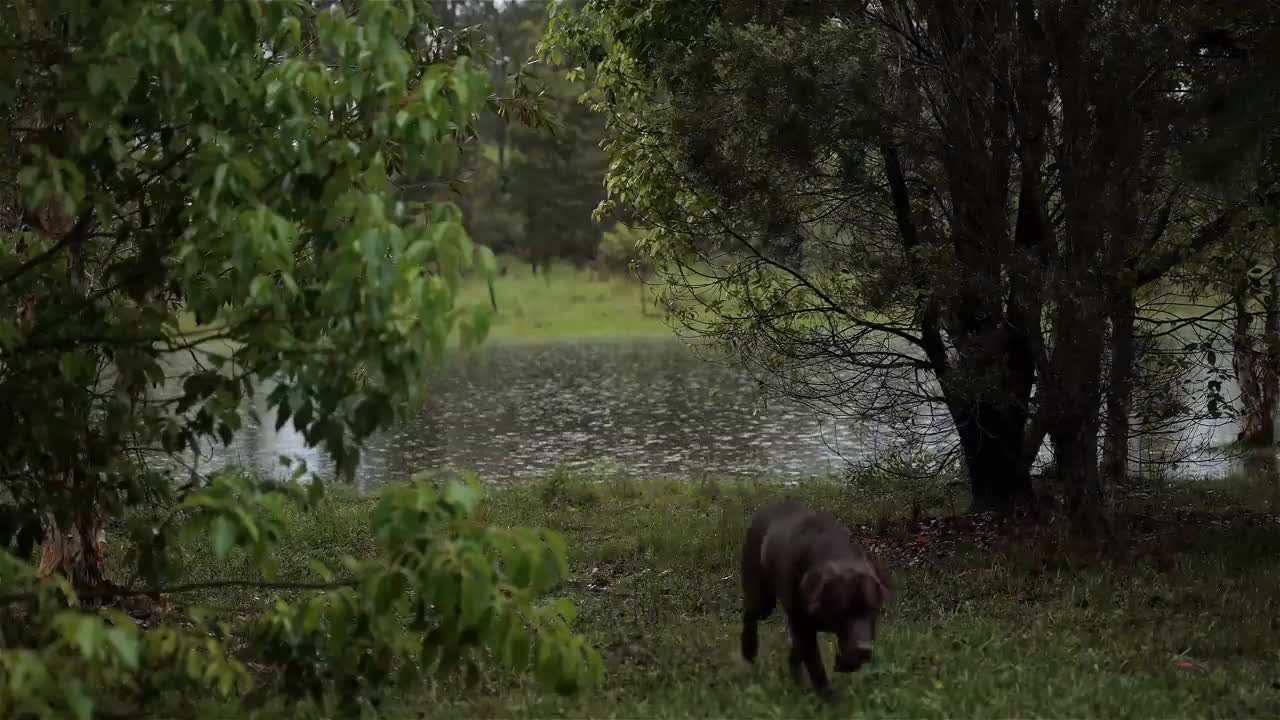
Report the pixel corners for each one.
[165,470,1280,719]
[458,259,671,343]
[167,264,1236,355]
[167,259,671,355]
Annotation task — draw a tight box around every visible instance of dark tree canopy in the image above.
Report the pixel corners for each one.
[546,0,1280,520]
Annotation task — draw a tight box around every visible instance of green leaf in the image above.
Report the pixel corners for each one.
[63,680,94,720]
[372,570,406,614]
[430,569,459,618]
[0,320,20,348]
[73,618,102,660]
[552,597,578,625]
[460,564,492,628]
[210,516,237,560]
[443,479,482,515]
[309,560,335,582]
[534,638,561,688]
[106,626,141,670]
[508,543,533,590]
[508,622,531,670]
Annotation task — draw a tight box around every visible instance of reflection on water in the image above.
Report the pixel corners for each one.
[175,336,1267,490]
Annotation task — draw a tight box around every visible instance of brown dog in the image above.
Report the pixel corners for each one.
[740,499,893,699]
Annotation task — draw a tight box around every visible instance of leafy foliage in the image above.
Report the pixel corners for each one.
[251,477,600,711]
[542,0,1280,517]
[0,529,250,719]
[596,223,649,275]
[0,474,600,718]
[438,0,613,271]
[0,0,599,716]
[0,0,500,531]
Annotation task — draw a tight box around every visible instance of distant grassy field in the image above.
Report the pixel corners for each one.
[170,258,672,352]
[169,261,1235,355]
[458,258,671,343]
[162,469,1280,719]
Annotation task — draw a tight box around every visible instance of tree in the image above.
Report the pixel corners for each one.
[1231,243,1280,447]
[546,0,1279,524]
[435,0,610,273]
[0,0,599,715]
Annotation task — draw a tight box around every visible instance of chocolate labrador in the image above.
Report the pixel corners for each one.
[740,499,893,699]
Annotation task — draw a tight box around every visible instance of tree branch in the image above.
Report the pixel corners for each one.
[883,143,948,373]
[0,577,358,606]
[1133,186,1279,287]
[0,206,94,289]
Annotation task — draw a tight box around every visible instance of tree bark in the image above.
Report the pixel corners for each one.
[1048,295,1109,532]
[36,509,108,591]
[1264,251,1280,442]
[1233,267,1278,446]
[953,401,1036,512]
[1102,288,1137,485]
[1051,411,1106,532]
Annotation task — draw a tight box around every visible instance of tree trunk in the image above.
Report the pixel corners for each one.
[1262,248,1280,444]
[1102,288,1137,485]
[21,103,112,592]
[37,509,109,592]
[1048,298,1109,532]
[1233,271,1278,446]
[952,401,1035,513]
[1051,413,1106,531]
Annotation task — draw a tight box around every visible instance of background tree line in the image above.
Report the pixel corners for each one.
[426,0,616,274]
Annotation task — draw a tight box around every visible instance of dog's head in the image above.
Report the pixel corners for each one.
[799,554,894,672]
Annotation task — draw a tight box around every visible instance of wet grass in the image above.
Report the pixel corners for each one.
[169,259,671,355]
[457,259,670,343]
[163,469,1280,719]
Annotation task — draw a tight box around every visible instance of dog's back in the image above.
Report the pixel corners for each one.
[743,500,862,611]
[742,500,809,601]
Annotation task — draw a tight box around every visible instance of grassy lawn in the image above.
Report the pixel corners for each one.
[168,259,672,355]
[168,266,1229,354]
[458,259,671,343]
[167,470,1280,719]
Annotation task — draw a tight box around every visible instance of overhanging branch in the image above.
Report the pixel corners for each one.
[0,577,358,606]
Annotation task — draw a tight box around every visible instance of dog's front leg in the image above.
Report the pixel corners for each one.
[785,620,804,682]
[786,619,833,700]
[740,609,760,663]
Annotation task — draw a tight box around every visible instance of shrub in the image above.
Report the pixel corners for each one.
[0,0,594,716]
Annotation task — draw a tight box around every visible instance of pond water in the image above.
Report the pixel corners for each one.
[194,338,880,489]
[182,337,1251,491]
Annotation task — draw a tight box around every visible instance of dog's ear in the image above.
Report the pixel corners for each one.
[865,553,894,607]
[800,562,835,615]
[854,569,888,610]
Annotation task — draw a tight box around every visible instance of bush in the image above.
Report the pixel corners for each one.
[596,223,651,276]
[0,0,596,716]
[0,473,600,718]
